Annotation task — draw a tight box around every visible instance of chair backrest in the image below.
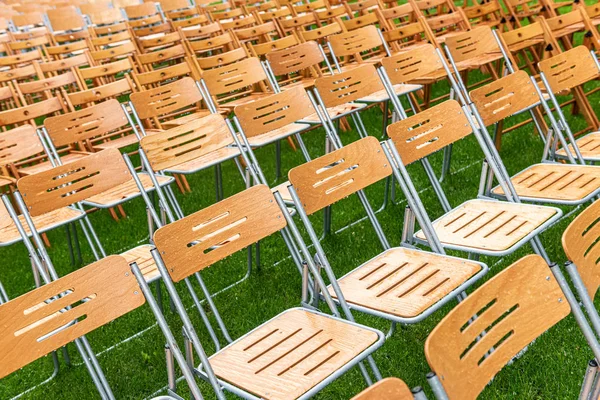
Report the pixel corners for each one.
[89,40,137,63]
[141,114,233,172]
[351,377,414,400]
[562,199,600,298]
[425,254,571,400]
[17,71,79,97]
[135,43,187,66]
[44,100,129,147]
[78,58,135,81]
[501,21,547,51]
[153,184,286,282]
[544,8,590,39]
[300,21,343,43]
[0,50,43,68]
[0,255,144,379]
[314,63,383,108]
[17,148,132,217]
[386,100,472,166]
[0,97,64,128]
[538,46,600,93]
[235,86,315,138]
[250,34,299,57]
[289,136,391,215]
[329,25,384,63]
[382,19,433,51]
[469,70,539,127]
[179,22,223,41]
[341,11,381,31]
[0,125,45,167]
[196,47,248,70]
[202,56,268,98]
[381,43,444,84]
[133,58,199,87]
[266,41,323,77]
[130,77,203,120]
[186,31,236,55]
[67,78,135,108]
[444,25,500,63]
[38,54,90,76]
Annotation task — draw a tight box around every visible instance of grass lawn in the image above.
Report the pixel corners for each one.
[1,47,599,399]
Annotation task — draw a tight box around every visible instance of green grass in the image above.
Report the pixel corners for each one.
[1,54,599,399]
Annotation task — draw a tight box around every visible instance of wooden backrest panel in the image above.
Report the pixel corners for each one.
[17,71,78,95]
[341,11,380,31]
[153,185,286,282]
[501,21,546,47]
[38,55,89,74]
[139,31,182,49]
[288,137,391,215]
[544,9,584,34]
[351,377,413,400]
[235,86,315,137]
[67,79,134,107]
[8,35,49,51]
[538,46,599,93]
[314,64,384,108]
[381,44,443,84]
[196,47,248,69]
[0,64,37,83]
[266,41,323,76]
[251,35,299,56]
[382,20,428,43]
[202,57,267,95]
[387,100,472,165]
[90,41,137,62]
[0,255,144,379]
[425,254,570,400]
[90,30,132,47]
[0,98,63,127]
[45,40,90,57]
[180,22,222,40]
[233,21,277,41]
[78,58,134,80]
[136,44,187,65]
[469,70,539,127]
[130,77,203,119]
[0,50,42,68]
[45,100,129,147]
[141,114,233,171]
[445,26,499,63]
[17,148,132,216]
[187,32,235,52]
[329,25,383,57]
[0,125,44,166]
[301,22,343,41]
[134,60,197,86]
[562,199,600,298]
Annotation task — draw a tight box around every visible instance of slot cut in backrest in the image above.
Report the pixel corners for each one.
[386,100,472,166]
[469,70,539,127]
[141,114,233,171]
[130,77,203,120]
[44,100,129,147]
[234,86,315,138]
[562,199,600,298]
[538,46,600,93]
[0,255,145,379]
[17,148,132,217]
[314,64,384,108]
[381,43,444,84]
[288,136,391,215]
[425,254,571,400]
[153,184,286,282]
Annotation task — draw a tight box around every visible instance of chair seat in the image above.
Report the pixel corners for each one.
[165,146,241,174]
[272,181,292,202]
[351,377,413,400]
[357,84,422,103]
[84,173,174,208]
[300,102,367,124]
[454,52,504,70]
[280,78,318,90]
[492,163,600,204]
[414,199,559,253]
[208,308,380,400]
[19,152,90,176]
[121,244,159,282]
[93,134,141,151]
[246,123,311,147]
[329,247,482,318]
[0,207,85,246]
[556,131,600,161]
[160,110,214,128]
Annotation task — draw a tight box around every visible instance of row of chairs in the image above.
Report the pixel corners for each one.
[1,32,600,397]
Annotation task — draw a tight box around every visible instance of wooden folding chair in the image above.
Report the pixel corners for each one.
[143,184,385,399]
[287,136,487,328]
[328,24,389,69]
[411,0,471,44]
[76,57,136,89]
[537,46,600,162]
[264,40,328,90]
[385,99,562,258]
[379,15,435,55]
[424,254,591,400]
[134,41,189,72]
[469,70,600,206]
[0,255,149,399]
[200,56,274,113]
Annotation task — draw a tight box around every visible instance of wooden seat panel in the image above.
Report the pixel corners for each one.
[121,244,159,282]
[209,308,379,400]
[492,164,600,202]
[271,181,292,202]
[556,132,600,161]
[165,146,241,174]
[300,102,367,123]
[0,207,84,246]
[330,247,482,318]
[358,84,422,103]
[352,377,413,400]
[415,199,559,252]
[18,153,90,176]
[246,123,310,147]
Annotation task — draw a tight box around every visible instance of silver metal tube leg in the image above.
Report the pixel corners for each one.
[194,273,233,343]
[427,372,449,400]
[565,262,600,337]
[184,278,222,351]
[580,360,598,400]
[74,338,110,400]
